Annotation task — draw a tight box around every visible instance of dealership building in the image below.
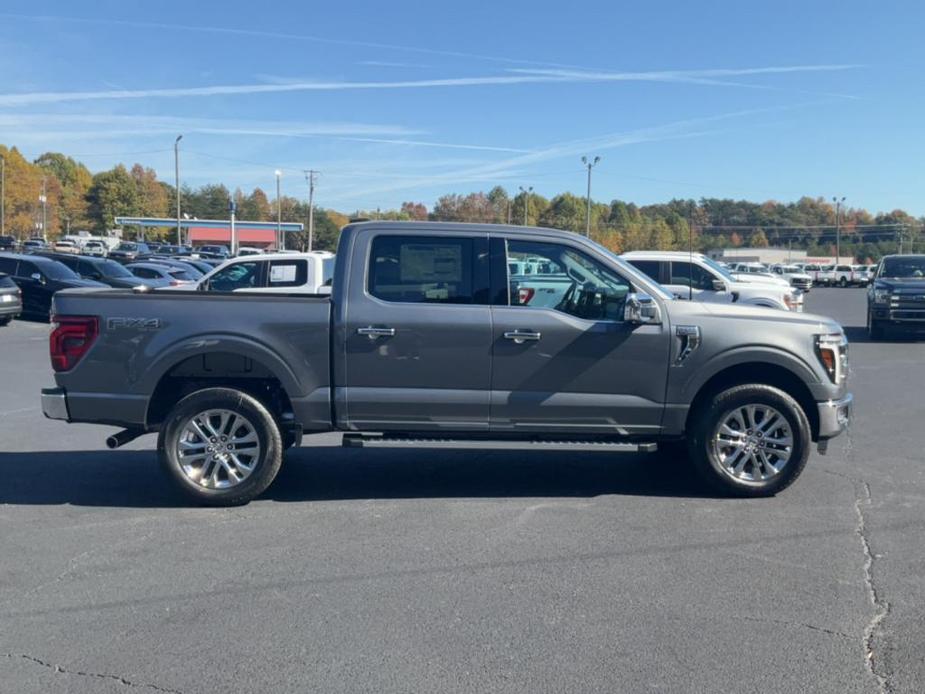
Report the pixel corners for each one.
[707,247,854,265]
[115,216,304,251]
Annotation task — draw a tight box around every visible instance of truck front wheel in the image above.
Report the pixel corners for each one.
[158,387,284,506]
[688,384,810,497]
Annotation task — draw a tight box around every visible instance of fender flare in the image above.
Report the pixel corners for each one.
[139,333,305,400]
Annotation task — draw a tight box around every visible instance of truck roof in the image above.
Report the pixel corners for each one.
[345,220,587,240]
[621,250,707,259]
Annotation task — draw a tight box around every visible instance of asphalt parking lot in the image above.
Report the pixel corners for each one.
[1,288,922,694]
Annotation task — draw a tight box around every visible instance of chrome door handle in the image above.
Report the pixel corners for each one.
[503,330,541,344]
[357,326,396,340]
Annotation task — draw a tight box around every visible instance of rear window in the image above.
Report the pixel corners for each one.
[626,259,661,282]
[368,235,476,304]
[267,260,308,288]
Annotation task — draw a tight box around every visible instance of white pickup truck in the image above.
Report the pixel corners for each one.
[622,251,803,311]
[184,251,335,294]
[769,264,813,292]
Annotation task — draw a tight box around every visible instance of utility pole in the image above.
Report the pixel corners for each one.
[39,177,47,240]
[518,186,533,226]
[898,227,903,255]
[506,199,512,225]
[229,198,237,255]
[581,155,601,236]
[0,154,5,237]
[275,170,283,251]
[304,169,317,251]
[174,135,183,246]
[832,196,845,263]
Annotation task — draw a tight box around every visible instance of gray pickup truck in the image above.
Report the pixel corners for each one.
[42,222,853,505]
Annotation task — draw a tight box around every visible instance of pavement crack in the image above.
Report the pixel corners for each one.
[6,653,184,693]
[739,615,851,640]
[852,480,892,693]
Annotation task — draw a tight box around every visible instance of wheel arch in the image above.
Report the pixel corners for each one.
[144,345,298,429]
[685,361,820,441]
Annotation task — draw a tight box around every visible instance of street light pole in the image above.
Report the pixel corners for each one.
[229,198,237,255]
[275,170,283,250]
[581,155,601,236]
[40,176,47,240]
[832,196,845,263]
[174,135,183,246]
[0,154,5,237]
[304,170,317,251]
[518,185,533,226]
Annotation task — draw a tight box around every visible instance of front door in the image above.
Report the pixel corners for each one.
[490,235,671,436]
[339,231,492,431]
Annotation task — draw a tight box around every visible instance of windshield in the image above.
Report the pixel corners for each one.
[41,261,80,280]
[100,260,133,278]
[780,265,801,273]
[702,256,737,282]
[879,256,925,279]
[116,243,137,251]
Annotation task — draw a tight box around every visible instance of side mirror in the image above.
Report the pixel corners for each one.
[624,292,662,325]
[712,279,726,292]
[30,272,45,284]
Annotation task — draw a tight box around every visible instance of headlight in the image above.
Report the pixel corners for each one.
[783,291,801,310]
[815,333,849,384]
[871,288,891,304]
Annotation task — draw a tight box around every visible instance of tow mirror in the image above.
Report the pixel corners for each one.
[712,279,726,292]
[624,292,662,325]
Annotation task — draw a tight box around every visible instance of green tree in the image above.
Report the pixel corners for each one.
[87,165,140,231]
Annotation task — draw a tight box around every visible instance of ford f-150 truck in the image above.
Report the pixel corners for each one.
[41,222,853,505]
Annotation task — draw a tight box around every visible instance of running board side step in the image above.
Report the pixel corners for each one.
[342,434,657,453]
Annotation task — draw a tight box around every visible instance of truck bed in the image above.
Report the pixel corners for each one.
[50,288,333,430]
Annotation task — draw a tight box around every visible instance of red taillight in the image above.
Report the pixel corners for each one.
[50,316,99,372]
[518,287,535,305]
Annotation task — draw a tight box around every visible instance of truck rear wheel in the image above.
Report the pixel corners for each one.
[158,387,283,506]
[688,384,810,497]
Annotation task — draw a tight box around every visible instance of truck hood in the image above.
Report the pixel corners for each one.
[732,273,791,288]
[874,278,925,292]
[691,301,842,332]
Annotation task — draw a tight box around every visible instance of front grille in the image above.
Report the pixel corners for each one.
[792,278,812,289]
[890,294,925,320]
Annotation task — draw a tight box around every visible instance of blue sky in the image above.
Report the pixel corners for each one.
[1,0,922,215]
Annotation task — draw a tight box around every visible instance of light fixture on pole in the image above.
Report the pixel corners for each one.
[275,170,283,250]
[581,155,601,237]
[174,135,183,246]
[832,196,845,263]
[518,185,533,226]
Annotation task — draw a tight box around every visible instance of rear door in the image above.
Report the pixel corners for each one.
[15,259,53,315]
[338,230,492,431]
[489,233,671,436]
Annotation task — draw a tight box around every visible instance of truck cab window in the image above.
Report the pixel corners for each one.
[267,260,307,288]
[368,236,476,304]
[670,261,715,290]
[505,240,630,321]
[208,262,261,291]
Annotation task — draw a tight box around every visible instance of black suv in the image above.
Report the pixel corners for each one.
[0,235,16,252]
[868,254,925,340]
[34,252,159,289]
[108,241,152,263]
[0,253,107,320]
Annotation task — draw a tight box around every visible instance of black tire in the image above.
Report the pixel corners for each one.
[158,387,283,506]
[839,276,848,287]
[0,316,11,327]
[868,313,886,341]
[687,384,810,497]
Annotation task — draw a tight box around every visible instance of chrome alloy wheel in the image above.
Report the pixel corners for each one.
[711,404,793,484]
[176,409,261,489]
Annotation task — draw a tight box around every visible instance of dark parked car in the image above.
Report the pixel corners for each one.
[868,254,925,340]
[143,258,204,279]
[109,241,152,263]
[0,235,17,252]
[0,253,107,320]
[0,272,22,325]
[171,257,213,275]
[196,244,231,259]
[33,252,160,289]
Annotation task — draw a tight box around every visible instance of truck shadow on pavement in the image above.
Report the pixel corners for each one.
[843,325,925,344]
[0,446,711,508]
